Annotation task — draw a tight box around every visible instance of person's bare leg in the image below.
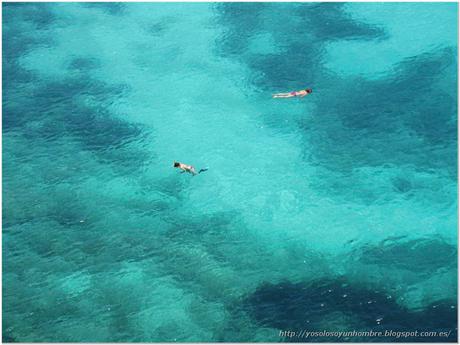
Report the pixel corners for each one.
[273,93,293,98]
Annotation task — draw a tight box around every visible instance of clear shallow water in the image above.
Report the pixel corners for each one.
[2,2,457,342]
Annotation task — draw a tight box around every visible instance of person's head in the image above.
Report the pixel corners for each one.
[306,88,313,94]
[173,162,180,167]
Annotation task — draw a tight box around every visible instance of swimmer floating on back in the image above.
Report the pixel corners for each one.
[173,161,208,176]
[273,88,312,98]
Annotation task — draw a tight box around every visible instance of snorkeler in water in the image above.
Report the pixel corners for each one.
[173,161,208,176]
[273,88,312,98]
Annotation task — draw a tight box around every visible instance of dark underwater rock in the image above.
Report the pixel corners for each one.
[244,278,457,342]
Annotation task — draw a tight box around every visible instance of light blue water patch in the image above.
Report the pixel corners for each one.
[324,2,458,78]
[3,2,457,342]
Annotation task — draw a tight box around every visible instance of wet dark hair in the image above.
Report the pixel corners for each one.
[174,162,180,167]
[306,88,312,93]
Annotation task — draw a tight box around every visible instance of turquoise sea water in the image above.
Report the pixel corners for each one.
[3,2,458,342]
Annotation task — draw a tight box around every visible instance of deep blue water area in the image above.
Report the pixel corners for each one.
[3,2,458,342]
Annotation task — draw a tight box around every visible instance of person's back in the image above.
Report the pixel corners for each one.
[273,88,312,98]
